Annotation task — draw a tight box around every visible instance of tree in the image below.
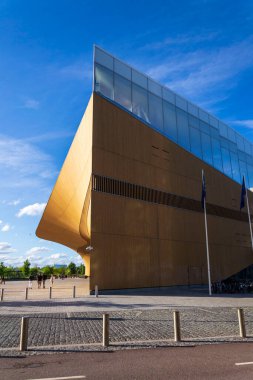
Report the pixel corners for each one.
[30,266,39,278]
[22,259,31,277]
[77,264,85,276]
[42,265,54,276]
[0,262,5,277]
[67,262,77,276]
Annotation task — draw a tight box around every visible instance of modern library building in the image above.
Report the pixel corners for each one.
[36,46,253,291]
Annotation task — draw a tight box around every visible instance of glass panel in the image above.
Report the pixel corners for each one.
[219,122,228,138]
[199,109,209,123]
[148,79,162,96]
[247,165,253,188]
[94,48,113,70]
[114,73,132,111]
[177,108,190,150]
[132,83,149,122]
[201,133,213,165]
[162,87,175,104]
[230,152,241,182]
[236,134,245,151]
[239,160,248,183]
[132,69,147,89]
[221,147,232,177]
[94,64,113,100]
[148,92,163,132]
[228,128,236,143]
[163,100,177,142]
[190,127,202,159]
[200,121,210,134]
[188,114,199,129]
[211,138,223,171]
[188,103,198,117]
[245,140,251,155]
[209,116,218,129]
[220,137,229,149]
[210,127,219,139]
[176,95,187,111]
[114,59,131,80]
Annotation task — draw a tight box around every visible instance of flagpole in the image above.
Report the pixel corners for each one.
[245,188,253,250]
[202,170,212,296]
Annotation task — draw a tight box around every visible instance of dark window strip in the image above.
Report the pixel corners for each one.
[92,174,249,223]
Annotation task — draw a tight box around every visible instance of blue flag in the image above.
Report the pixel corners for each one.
[201,171,206,209]
[240,176,246,210]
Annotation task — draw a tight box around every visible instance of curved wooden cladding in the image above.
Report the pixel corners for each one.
[92,174,251,223]
[36,95,94,268]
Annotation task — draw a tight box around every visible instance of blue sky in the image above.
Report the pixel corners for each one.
[1,0,253,267]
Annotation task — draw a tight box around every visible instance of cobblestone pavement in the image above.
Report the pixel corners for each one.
[1,307,253,354]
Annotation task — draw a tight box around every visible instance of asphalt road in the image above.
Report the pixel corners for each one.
[1,343,253,380]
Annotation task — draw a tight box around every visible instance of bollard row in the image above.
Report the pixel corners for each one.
[18,307,248,351]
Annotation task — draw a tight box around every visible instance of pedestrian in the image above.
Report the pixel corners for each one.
[42,273,47,289]
[50,274,54,286]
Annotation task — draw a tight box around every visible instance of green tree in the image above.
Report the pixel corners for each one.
[30,266,39,278]
[67,262,77,276]
[0,262,6,277]
[22,259,31,277]
[77,264,85,276]
[42,265,54,276]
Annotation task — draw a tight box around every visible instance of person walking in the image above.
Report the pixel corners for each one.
[28,275,33,289]
[37,273,42,289]
[42,273,47,289]
[50,274,54,286]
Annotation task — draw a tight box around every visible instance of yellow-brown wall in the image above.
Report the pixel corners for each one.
[90,93,253,290]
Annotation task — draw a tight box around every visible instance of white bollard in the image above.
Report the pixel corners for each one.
[238,308,246,338]
[95,285,98,298]
[20,317,29,351]
[173,311,181,342]
[103,313,109,347]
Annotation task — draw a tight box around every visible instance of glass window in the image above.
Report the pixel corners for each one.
[200,121,210,134]
[163,100,177,142]
[188,103,198,117]
[190,127,202,159]
[177,108,190,150]
[211,138,222,171]
[209,116,218,129]
[114,59,131,80]
[219,122,228,138]
[162,87,175,104]
[239,160,248,183]
[244,140,251,155]
[201,133,213,165]
[199,109,209,123]
[114,73,132,111]
[176,95,187,111]
[94,48,113,70]
[94,64,114,100]
[230,152,241,182]
[247,164,253,188]
[132,83,149,122]
[188,114,199,129]
[236,134,245,151]
[221,147,232,177]
[228,128,236,143]
[148,79,162,96]
[148,92,163,132]
[132,70,147,89]
[210,127,219,139]
[220,137,229,149]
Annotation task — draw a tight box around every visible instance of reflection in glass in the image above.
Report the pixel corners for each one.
[132,83,149,122]
[212,138,223,171]
[177,109,190,150]
[202,133,213,165]
[94,64,114,100]
[230,152,241,182]
[163,101,177,142]
[190,127,202,159]
[221,148,232,177]
[148,93,163,132]
[114,74,132,111]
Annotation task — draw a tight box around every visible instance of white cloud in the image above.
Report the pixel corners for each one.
[16,203,46,217]
[0,242,17,254]
[23,98,40,110]
[230,120,253,129]
[1,224,10,232]
[51,253,67,259]
[7,199,20,206]
[26,246,52,255]
[0,135,56,189]
[0,220,2,224]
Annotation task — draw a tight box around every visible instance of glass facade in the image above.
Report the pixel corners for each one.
[94,46,253,187]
